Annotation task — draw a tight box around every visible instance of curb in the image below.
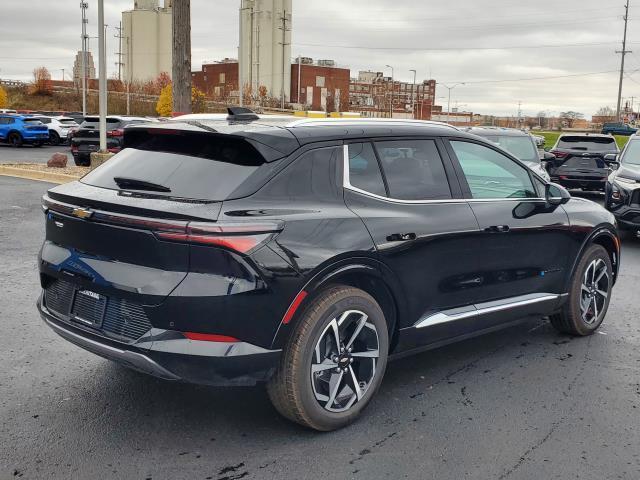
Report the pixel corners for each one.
[0,165,81,185]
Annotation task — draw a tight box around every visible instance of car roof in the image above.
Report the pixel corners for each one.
[464,126,531,137]
[558,133,614,139]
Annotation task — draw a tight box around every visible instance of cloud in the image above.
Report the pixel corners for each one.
[0,0,633,116]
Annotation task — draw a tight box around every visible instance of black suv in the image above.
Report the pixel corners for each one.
[38,113,620,431]
[70,116,150,166]
[605,134,640,233]
[548,133,620,191]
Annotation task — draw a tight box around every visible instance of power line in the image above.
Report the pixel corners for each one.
[440,70,619,86]
[293,41,623,52]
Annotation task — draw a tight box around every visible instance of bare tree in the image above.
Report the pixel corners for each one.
[172,0,191,115]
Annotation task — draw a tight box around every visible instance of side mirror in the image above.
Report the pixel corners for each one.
[604,154,620,170]
[546,183,571,206]
[543,152,556,161]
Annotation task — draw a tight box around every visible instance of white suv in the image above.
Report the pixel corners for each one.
[31,116,79,146]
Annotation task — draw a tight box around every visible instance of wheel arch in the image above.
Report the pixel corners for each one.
[270,258,406,353]
[566,227,620,291]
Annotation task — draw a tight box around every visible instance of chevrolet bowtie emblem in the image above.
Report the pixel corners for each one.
[71,207,93,219]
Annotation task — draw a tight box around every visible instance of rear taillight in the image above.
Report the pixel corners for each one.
[107,147,121,153]
[550,150,567,159]
[183,332,239,342]
[107,129,125,138]
[155,221,284,254]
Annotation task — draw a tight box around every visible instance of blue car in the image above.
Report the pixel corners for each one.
[601,122,638,136]
[0,114,50,147]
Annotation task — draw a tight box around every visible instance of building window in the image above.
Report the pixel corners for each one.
[219,73,225,84]
[316,76,325,88]
[204,75,207,82]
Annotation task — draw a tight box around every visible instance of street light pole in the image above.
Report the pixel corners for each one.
[98,0,107,152]
[440,82,465,124]
[409,69,416,119]
[386,65,394,118]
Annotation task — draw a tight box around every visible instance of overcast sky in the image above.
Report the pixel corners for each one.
[0,0,637,117]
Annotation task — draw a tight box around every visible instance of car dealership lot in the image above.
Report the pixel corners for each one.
[0,143,66,165]
[1,175,639,479]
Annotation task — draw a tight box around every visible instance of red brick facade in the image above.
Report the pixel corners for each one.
[290,64,351,112]
[191,60,239,101]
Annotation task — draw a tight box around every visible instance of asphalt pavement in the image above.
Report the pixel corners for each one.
[1,176,639,480]
[0,143,71,164]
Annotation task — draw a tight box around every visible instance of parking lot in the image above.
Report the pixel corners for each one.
[0,143,69,165]
[1,173,639,480]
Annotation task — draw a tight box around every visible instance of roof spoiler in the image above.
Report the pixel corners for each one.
[227,107,260,122]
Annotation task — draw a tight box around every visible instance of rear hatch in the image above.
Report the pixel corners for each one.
[22,118,48,134]
[41,128,285,314]
[550,136,618,180]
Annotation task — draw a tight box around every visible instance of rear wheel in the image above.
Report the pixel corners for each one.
[550,245,612,336]
[49,131,60,146]
[267,286,389,431]
[8,132,22,147]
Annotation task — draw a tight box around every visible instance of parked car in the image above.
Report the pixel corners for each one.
[31,116,79,146]
[0,109,18,114]
[464,127,551,181]
[70,116,150,166]
[547,134,620,191]
[602,122,638,136]
[604,134,640,234]
[531,133,546,148]
[38,113,619,431]
[0,114,49,147]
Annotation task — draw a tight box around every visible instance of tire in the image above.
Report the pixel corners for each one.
[73,156,89,167]
[33,142,43,148]
[267,285,389,431]
[8,132,22,148]
[49,131,60,146]
[550,244,613,336]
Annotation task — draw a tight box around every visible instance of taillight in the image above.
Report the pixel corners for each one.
[550,150,567,159]
[155,221,284,254]
[183,332,239,342]
[107,147,121,153]
[107,129,125,137]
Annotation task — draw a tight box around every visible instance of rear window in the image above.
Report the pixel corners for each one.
[557,136,617,152]
[483,135,539,162]
[23,119,44,125]
[81,117,122,129]
[81,133,269,201]
[59,119,78,126]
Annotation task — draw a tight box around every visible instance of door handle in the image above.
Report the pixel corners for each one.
[386,232,417,242]
[485,225,510,233]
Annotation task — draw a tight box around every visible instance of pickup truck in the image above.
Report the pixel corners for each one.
[601,122,638,136]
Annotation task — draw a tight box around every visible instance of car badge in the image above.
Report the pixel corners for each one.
[71,207,93,219]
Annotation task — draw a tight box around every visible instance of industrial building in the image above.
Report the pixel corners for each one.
[122,0,173,83]
[238,0,292,102]
[72,51,96,85]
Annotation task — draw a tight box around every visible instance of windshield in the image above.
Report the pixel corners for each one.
[621,140,640,166]
[557,136,617,152]
[483,135,539,163]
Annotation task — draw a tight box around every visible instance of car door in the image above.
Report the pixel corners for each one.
[343,138,488,350]
[0,117,9,140]
[445,138,572,323]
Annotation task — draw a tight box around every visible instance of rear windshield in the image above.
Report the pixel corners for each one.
[557,136,617,152]
[81,117,121,129]
[81,134,269,201]
[59,119,78,126]
[23,119,44,125]
[482,135,539,163]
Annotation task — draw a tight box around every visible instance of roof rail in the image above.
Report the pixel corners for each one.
[227,107,260,122]
[285,117,460,130]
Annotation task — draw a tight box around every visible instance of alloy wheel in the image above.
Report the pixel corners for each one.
[580,258,610,325]
[310,310,380,413]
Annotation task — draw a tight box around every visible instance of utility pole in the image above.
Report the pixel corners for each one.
[386,65,394,118]
[98,0,107,152]
[297,55,302,104]
[409,69,416,119]
[238,2,244,107]
[80,1,88,116]
[115,22,124,81]
[172,0,192,115]
[517,101,522,127]
[278,10,290,109]
[617,0,631,122]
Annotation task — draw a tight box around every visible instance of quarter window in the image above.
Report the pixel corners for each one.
[375,140,452,200]
[450,141,537,199]
[348,143,387,197]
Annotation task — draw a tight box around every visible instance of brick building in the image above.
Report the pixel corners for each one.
[290,59,350,112]
[191,58,239,101]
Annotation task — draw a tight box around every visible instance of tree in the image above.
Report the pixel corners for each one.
[560,111,584,128]
[0,85,8,108]
[595,106,615,117]
[156,84,173,117]
[191,86,206,113]
[31,67,53,95]
[172,0,192,114]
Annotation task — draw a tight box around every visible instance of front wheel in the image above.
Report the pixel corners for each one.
[267,286,389,431]
[550,245,613,336]
[49,131,60,146]
[8,132,22,147]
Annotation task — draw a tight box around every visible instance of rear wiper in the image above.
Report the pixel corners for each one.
[113,177,171,193]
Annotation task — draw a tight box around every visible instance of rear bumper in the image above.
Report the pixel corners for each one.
[552,176,606,190]
[38,295,282,386]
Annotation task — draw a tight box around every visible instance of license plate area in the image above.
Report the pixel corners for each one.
[71,289,107,328]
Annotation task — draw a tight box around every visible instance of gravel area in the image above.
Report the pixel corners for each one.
[0,163,89,177]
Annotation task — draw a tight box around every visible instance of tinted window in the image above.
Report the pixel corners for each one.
[264,147,341,201]
[81,117,122,129]
[0,118,12,124]
[59,119,78,126]
[375,140,451,200]
[557,136,617,152]
[450,141,537,199]
[621,140,640,166]
[82,135,269,201]
[23,119,44,125]
[35,118,51,124]
[483,135,539,163]
[348,142,386,197]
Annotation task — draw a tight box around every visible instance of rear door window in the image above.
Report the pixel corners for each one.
[81,117,122,129]
[557,136,617,152]
[374,139,452,200]
[81,133,271,201]
[347,142,386,197]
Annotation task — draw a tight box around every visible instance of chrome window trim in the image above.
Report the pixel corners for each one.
[414,293,561,329]
[342,144,547,205]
